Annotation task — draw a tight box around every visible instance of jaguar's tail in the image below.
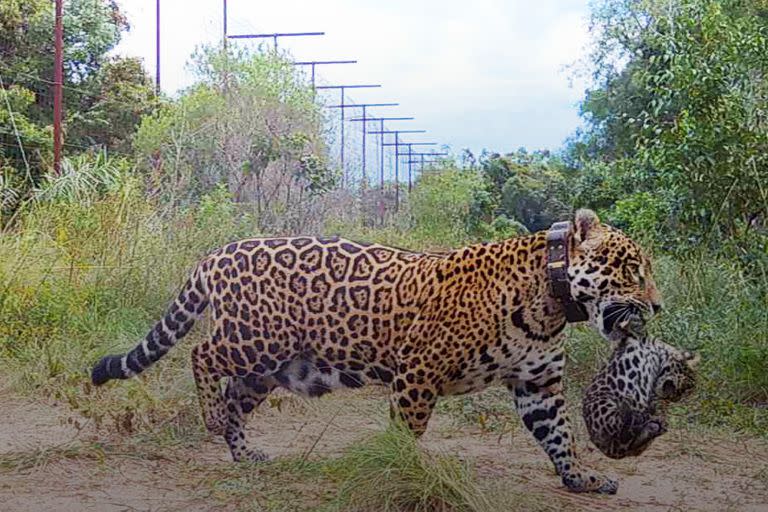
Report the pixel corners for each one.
[91,265,209,385]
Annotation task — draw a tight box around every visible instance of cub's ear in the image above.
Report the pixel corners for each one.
[615,316,646,338]
[683,351,701,368]
[574,209,601,244]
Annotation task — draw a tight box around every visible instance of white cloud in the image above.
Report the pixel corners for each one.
[115,0,591,152]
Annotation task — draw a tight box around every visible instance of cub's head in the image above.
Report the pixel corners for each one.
[566,209,663,340]
[654,344,699,402]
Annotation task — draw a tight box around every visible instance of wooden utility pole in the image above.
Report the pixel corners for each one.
[155,0,161,93]
[53,0,64,174]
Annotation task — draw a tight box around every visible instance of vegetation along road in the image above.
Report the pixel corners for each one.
[1,0,767,510]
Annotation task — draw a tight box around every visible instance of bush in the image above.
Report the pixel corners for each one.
[133,46,333,232]
[407,167,487,247]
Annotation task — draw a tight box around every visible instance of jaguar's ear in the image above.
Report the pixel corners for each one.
[574,209,602,245]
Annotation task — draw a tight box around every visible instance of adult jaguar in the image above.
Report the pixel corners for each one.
[91,209,661,494]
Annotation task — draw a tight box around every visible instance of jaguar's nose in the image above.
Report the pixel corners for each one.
[651,303,663,315]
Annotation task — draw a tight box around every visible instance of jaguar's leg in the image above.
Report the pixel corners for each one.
[510,380,618,494]
[191,344,226,436]
[389,372,439,436]
[224,374,277,463]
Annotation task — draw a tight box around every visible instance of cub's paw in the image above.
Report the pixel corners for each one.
[644,417,667,437]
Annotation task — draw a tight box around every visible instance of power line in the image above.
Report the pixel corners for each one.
[0,129,134,155]
[0,64,159,112]
[0,72,31,181]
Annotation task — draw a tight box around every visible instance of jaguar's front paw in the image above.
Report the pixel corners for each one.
[562,470,618,494]
[232,448,269,463]
[205,415,227,436]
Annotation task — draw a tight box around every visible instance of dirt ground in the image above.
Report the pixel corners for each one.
[1,387,767,512]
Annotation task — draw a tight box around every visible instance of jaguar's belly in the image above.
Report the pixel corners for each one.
[272,355,394,397]
[439,343,565,397]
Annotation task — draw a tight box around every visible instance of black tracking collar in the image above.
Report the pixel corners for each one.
[546,221,589,323]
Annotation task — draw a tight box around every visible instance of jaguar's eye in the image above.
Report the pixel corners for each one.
[627,264,645,287]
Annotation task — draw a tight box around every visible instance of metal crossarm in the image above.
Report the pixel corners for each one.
[370,130,426,135]
[293,60,357,89]
[227,32,325,51]
[348,116,413,122]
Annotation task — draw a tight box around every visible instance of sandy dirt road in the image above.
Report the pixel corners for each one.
[1,389,766,512]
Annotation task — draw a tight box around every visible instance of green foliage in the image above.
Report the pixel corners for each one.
[0,0,130,123]
[31,151,129,205]
[407,167,487,246]
[394,149,568,245]
[609,191,672,241]
[492,151,571,232]
[0,167,253,413]
[477,214,529,241]
[573,0,768,254]
[68,57,158,152]
[398,157,542,247]
[0,83,52,212]
[0,0,155,216]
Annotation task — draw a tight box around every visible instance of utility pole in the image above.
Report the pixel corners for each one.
[223,0,228,47]
[401,143,438,190]
[316,84,381,187]
[155,0,161,93]
[332,103,399,185]
[351,116,413,189]
[53,0,63,175]
[376,130,427,210]
[409,151,448,176]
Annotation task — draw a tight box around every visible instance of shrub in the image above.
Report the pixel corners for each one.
[407,167,487,247]
[330,424,493,512]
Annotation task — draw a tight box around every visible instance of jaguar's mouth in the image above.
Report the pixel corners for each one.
[601,301,646,339]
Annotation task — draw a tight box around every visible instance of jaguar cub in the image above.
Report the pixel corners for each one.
[583,320,698,459]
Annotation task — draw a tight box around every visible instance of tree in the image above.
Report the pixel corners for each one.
[480,150,571,232]
[68,57,158,153]
[0,0,130,126]
[133,46,334,233]
[0,0,155,218]
[571,0,768,250]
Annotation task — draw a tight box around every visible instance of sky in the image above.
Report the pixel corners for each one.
[114,0,592,155]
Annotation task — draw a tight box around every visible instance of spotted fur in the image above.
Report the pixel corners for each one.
[583,320,698,459]
[91,209,661,494]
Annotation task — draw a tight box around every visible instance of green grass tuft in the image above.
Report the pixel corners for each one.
[326,423,520,512]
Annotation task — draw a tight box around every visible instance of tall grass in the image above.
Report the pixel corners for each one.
[0,158,255,432]
[654,256,768,431]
